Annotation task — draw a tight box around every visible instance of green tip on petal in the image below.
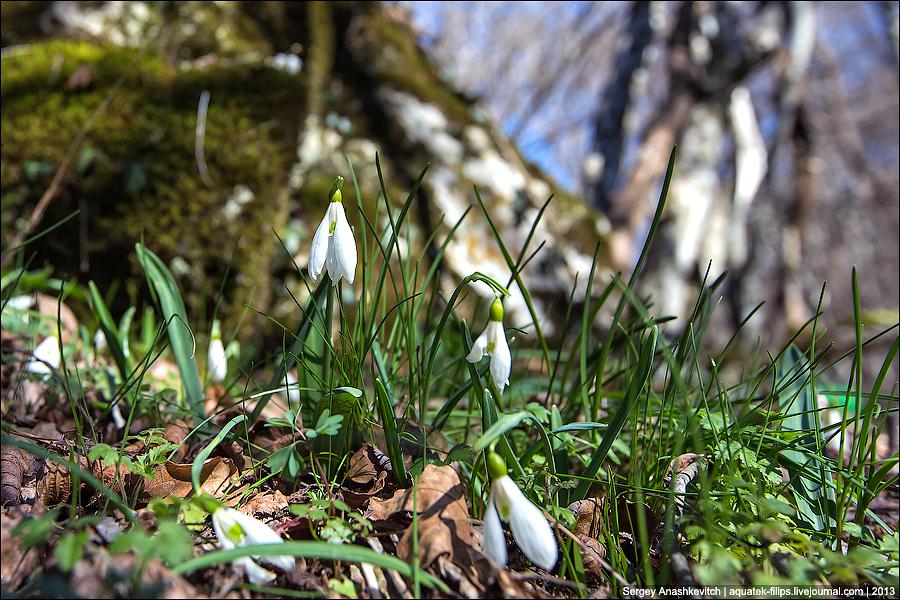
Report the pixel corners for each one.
[226,521,246,544]
[329,175,344,202]
[211,319,222,340]
[489,297,504,322]
[487,451,507,480]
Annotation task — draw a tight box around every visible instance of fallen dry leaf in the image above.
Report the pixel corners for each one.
[71,550,204,599]
[1,508,39,590]
[242,489,289,518]
[343,444,392,507]
[567,497,608,579]
[1,446,40,506]
[33,294,79,343]
[368,464,478,568]
[347,444,381,485]
[569,497,605,539]
[142,457,237,501]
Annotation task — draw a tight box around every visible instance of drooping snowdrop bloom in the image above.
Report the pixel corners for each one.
[207,319,227,383]
[308,178,357,286]
[210,503,295,584]
[6,295,35,312]
[466,296,511,393]
[110,402,127,430]
[483,451,557,571]
[93,329,108,353]
[26,334,61,376]
[283,369,301,405]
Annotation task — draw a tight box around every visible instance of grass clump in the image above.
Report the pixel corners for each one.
[1,149,897,597]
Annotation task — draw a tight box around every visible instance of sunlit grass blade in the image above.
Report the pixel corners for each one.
[591,147,676,422]
[375,378,409,486]
[191,414,246,494]
[136,243,204,423]
[88,281,130,381]
[248,279,330,424]
[573,325,658,502]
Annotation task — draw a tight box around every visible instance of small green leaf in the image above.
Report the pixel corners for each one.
[474,410,532,451]
[14,514,57,549]
[267,445,294,475]
[55,531,87,572]
[155,521,193,566]
[88,443,119,464]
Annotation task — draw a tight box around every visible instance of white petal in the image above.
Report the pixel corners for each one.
[504,481,558,571]
[284,371,301,405]
[259,552,295,572]
[93,329,108,352]
[466,329,489,363]
[332,202,357,285]
[208,338,227,382]
[227,509,285,545]
[482,499,508,568]
[27,336,61,374]
[488,322,511,393]
[235,556,277,584]
[326,238,340,286]
[111,403,126,429]
[226,509,296,571]
[212,508,240,550]
[6,295,35,311]
[308,209,331,282]
[491,476,517,517]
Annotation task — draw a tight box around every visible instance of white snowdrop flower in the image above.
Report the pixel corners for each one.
[93,329,108,353]
[283,369,301,405]
[466,297,511,393]
[482,451,557,571]
[211,505,295,584]
[5,295,35,311]
[308,177,357,286]
[207,319,227,383]
[26,335,61,375]
[111,402,126,429]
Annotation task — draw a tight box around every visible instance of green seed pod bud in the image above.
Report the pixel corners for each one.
[194,493,222,514]
[489,297,504,322]
[487,451,507,480]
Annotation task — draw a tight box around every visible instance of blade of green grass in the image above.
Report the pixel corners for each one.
[573,325,658,502]
[173,542,449,592]
[88,281,130,381]
[136,243,204,423]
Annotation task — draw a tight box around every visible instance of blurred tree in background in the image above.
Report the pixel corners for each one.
[411,1,899,349]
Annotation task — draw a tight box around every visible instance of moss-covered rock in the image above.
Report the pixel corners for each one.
[1,39,303,334]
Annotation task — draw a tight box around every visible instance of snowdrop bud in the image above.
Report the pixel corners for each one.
[111,402,126,429]
[93,329,108,353]
[284,370,301,405]
[308,176,357,286]
[483,451,557,571]
[207,319,227,383]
